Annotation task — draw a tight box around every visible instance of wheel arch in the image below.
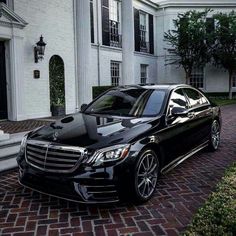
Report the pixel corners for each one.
[138,143,165,169]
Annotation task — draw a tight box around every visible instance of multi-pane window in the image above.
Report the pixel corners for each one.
[190,67,204,89]
[233,73,236,87]
[111,61,121,86]
[140,65,148,85]
[109,0,121,47]
[110,0,119,22]
[139,12,148,52]
[134,9,154,54]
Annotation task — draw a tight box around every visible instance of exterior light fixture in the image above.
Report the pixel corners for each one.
[34,35,46,63]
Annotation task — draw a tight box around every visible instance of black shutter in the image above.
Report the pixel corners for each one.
[102,0,110,46]
[134,8,140,52]
[206,18,215,45]
[149,14,154,54]
[90,1,94,43]
[206,18,215,34]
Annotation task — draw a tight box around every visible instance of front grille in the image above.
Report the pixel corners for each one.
[25,140,87,173]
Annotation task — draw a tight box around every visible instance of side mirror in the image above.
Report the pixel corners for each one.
[171,107,188,116]
[80,104,88,112]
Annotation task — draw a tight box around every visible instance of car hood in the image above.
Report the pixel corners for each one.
[28,113,161,149]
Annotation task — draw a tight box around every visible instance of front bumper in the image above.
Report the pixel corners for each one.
[17,153,134,204]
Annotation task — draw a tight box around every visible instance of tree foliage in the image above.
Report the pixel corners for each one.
[49,55,65,106]
[164,9,211,84]
[211,11,236,99]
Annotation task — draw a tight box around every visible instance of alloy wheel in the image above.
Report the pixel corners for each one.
[136,152,159,199]
[211,120,220,150]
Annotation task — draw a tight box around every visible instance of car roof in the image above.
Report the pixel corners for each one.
[116,84,192,91]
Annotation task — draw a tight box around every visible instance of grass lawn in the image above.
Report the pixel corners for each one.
[210,98,236,106]
[184,163,236,236]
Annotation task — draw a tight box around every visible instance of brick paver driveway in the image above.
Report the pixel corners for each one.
[0,105,236,236]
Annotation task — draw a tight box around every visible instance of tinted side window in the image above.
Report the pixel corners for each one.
[168,89,188,114]
[184,88,208,108]
[142,90,166,116]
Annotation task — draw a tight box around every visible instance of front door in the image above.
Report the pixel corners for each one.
[161,88,193,165]
[0,41,8,120]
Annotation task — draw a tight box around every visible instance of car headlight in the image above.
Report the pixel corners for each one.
[87,144,130,166]
[19,135,28,154]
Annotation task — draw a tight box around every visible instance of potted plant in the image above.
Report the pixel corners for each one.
[49,55,65,117]
[51,98,65,117]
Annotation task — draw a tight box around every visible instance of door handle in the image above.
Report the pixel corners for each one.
[188,112,195,119]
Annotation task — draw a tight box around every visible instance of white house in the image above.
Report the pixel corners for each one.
[0,0,236,127]
[155,0,236,93]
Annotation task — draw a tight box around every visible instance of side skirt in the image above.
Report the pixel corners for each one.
[161,141,209,175]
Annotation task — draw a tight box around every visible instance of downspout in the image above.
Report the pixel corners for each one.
[163,7,168,83]
[73,0,79,111]
[96,0,101,86]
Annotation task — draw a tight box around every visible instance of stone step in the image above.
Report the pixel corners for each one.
[0,130,10,141]
[0,132,26,149]
[0,145,20,160]
[0,132,27,172]
[0,157,18,172]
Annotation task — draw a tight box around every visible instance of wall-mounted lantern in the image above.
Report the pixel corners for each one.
[34,35,46,63]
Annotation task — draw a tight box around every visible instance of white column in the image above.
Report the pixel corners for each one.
[9,35,25,121]
[121,0,135,85]
[75,0,92,107]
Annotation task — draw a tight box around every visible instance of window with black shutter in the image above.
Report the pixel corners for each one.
[134,9,154,54]
[109,0,122,48]
[102,0,122,48]
[90,0,95,44]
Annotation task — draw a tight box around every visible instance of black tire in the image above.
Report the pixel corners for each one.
[208,120,220,151]
[131,149,160,203]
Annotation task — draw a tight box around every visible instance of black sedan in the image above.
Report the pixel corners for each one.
[17,84,221,204]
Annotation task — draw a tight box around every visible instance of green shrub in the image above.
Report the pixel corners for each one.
[92,86,114,99]
[184,163,236,236]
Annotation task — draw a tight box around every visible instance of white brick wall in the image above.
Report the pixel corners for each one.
[14,0,76,119]
[4,0,236,121]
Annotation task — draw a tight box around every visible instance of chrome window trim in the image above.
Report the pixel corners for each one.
[166,85,210,118]
[183,87,210,111]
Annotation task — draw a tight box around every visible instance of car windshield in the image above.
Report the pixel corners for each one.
[84,88,166,117]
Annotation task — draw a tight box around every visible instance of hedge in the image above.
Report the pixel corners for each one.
[184,163,236,236]
[92,86,114,99]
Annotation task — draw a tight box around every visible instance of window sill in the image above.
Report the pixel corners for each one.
[91,44,122,52]
[134,51,157,58]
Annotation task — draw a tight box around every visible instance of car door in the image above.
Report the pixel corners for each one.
[159,88,193,165]
[183,88,212,148]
